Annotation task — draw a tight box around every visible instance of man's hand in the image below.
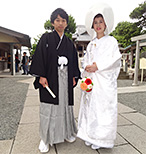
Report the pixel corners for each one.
[73,77,76,86]
[85,62,98,73]
[39,77,48,88]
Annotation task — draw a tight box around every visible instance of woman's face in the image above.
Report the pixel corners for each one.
[93,16,106,35]
[52,15,67,34]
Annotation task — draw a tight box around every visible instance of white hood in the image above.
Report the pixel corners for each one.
[85,2,114,39]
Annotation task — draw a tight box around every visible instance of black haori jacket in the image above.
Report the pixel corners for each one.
[30,30,80,105]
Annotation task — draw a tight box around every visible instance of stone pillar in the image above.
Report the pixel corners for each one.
[10,44,15,75]
[122,54,127,72]
[20,48,22,64]
[132,40,140,86]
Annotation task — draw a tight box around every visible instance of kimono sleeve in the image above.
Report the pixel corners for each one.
[73,44,81,78]
[96,38,122,72]
[29,33,48,77]
[72,44,81,87]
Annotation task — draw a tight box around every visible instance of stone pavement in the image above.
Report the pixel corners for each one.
[0,77,146,154]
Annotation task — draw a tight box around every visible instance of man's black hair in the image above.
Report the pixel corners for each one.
[50,8,69,24]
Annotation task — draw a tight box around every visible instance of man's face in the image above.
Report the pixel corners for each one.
[52,15,67,34]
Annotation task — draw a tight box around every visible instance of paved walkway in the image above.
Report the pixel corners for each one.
[0,77,146,154]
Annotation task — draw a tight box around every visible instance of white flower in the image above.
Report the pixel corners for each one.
[87,84,93,90]
[81,78,86,83]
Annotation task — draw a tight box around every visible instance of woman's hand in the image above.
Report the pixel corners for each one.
[85,62,98,73]
[39,77,48,88]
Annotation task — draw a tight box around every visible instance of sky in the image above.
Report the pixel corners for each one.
[0,0,144,44]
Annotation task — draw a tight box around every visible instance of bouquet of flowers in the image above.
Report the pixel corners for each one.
[80,77,93,92]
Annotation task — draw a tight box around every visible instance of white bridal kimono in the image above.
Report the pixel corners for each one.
[77,35,122,148]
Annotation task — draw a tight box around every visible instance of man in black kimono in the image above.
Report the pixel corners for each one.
[30,8,80,153]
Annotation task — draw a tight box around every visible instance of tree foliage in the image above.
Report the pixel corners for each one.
[129,1,146,28]
[110,21,142,48]
[110,1,146,48]
[44,20,54,31]
[30,34,42,56]
[65,15,76,34]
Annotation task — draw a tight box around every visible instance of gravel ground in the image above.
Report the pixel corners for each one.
[0,76,31,140]
[0,77,146,140]
[118,92,146,116]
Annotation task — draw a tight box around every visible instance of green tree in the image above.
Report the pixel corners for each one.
[30,34,42,56]
[110,21,142,48]
[44,15,76,39]
[65,15,76,34]
[44,20,54,31]
[129,1,146,29]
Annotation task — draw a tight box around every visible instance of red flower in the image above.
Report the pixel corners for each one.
[85,78,92,85]
[86,89,92,92]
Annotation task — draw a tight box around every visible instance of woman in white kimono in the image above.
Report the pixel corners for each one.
[77,3,122,150]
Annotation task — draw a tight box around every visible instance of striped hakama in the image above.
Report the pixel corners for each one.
[39,66,77,146]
